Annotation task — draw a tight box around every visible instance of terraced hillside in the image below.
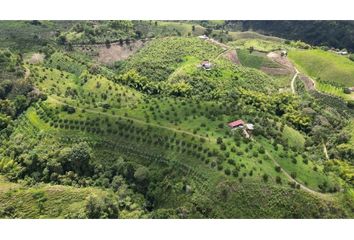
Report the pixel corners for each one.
[0,21,353,219]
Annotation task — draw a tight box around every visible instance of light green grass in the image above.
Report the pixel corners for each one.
[228,31,284,42]
[282,125,305,151]
[158,21,205,36]
[229,38,288,52]
[289,49,354,87]
[316,81,354,100]
[236,49,280,69]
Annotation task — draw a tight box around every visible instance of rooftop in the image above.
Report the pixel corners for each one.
[228,120,245,128]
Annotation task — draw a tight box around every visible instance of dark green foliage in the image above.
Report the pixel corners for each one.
[227,20,354,52]
[84,194,120,219]
[59,142,92,176]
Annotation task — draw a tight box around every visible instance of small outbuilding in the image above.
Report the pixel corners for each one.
[201,60,212,70]
[198,35,209,40]
[338,50,348,55]
[344,87,354,93]
[245,123,254,130]
[228,120,254,138]
[228,119,245,128]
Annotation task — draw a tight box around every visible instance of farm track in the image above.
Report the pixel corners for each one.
[290,67,299,94]
[47,96,210,141]
[23,41,340,202]
[210,38,240,64]
[24,66,30,80]
[271,52,354,160]
[263,149,334,200]
[264,52,341,198]
[323,142,329,160]
[18,110,213,196]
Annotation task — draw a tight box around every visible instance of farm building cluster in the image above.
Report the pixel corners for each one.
[200,60,212,70]
[329,48,349,55]
[227,119,254,138]
[344,87,354,94]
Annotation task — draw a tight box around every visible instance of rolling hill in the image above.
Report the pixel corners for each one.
[0,20,353,219]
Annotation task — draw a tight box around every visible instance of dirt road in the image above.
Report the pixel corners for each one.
[264,150,333,200]
[47,96,210,141]
[290,67,299,93]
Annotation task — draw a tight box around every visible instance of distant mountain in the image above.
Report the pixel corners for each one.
[225,21,354,52]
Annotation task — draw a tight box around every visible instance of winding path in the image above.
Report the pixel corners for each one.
[265,150,330,198]
[24,66,31,80]
[47,96,210,141]
[290,67,299,93]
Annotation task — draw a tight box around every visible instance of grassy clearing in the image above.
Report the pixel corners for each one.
[230,38,288,52]
[282,125,305,151]
[158,21,205,36]
[289,49,354,87]
[228,31,284,42]
[236,49,280,69]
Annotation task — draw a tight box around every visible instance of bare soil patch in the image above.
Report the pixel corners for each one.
[76,40,147,65]
[267,51,295,72]
[223,49,240,65]
[298,73,316,91]
[28,53,45,64]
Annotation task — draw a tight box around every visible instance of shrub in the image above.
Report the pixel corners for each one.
[62,105,76,114]
[275,166,281,172]
[347,100,354,109]
[275,176,282,184]
[262,174,269,182]
[228,159,236,165]
[232,169,239,177]
[349,54,354,62]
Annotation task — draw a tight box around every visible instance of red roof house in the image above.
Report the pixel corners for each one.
[228,120,245,128]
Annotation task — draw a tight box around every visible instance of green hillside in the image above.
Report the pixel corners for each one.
[0,176,145,218]
[289,49,354,87]
[0,20,353,219]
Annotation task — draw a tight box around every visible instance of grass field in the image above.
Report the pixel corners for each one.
[282,125,305,151]
[228,31,284,42]
[236,49,280,69]
[289,49,354,88]
[158,21,205,36]
[230,38,288,52]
